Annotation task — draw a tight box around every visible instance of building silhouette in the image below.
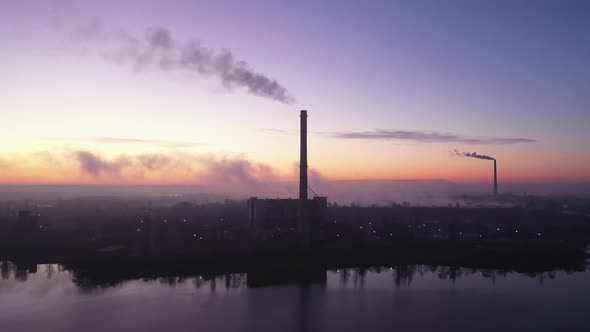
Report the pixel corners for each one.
[248,110,327,247]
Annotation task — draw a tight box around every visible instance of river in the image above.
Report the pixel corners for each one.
[1,262,589,331]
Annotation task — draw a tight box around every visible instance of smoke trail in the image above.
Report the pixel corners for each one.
[453,149,495,160]
[63,16,294,103]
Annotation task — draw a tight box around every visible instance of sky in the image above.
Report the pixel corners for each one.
[0,0,589,193]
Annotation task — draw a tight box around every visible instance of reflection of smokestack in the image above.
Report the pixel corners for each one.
[494,159,498,196]
[300,110,308,201]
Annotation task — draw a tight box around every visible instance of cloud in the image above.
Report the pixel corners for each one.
[259,128,294,135]
[66,18,295,103]
[136,154,173,171]
[56,150,293,197]
[74,151,130,175]
[198,156,277,187]
[4,150,589,205]
[330,129,536,145]
[72,150,178,176]
[70,150,277,186]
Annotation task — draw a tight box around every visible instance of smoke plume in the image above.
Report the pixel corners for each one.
[58,12,294,103]
[453,149,495,160]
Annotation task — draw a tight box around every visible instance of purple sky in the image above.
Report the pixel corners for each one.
[0,0,589,190]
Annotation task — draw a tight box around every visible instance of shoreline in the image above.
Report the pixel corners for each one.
[2,240,587,287]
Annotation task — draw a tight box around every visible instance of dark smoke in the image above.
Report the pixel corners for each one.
[453,149,495,160]
[69,19,295,103]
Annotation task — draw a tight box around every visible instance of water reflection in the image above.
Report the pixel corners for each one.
[1,261,40,282]
[2,260,590,331]
[332,265,569,288]
[1,260,585,291]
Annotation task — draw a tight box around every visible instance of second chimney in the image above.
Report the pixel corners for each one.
[494,159,498,196]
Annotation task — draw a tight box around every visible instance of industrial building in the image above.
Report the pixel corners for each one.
[247,110,327,247]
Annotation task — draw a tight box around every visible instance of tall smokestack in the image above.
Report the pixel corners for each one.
[453,150,498,196]
[300,110,308,201]
[494,159,498,196]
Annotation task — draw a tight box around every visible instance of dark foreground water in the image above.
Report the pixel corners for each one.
[1,263,589,332]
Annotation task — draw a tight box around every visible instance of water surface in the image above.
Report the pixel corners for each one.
[1,263,589,331]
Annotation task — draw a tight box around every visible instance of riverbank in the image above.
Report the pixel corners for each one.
[2,239,587,288]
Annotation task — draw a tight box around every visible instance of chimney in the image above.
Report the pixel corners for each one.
[494,159,498,196]
[299,110,308,201]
